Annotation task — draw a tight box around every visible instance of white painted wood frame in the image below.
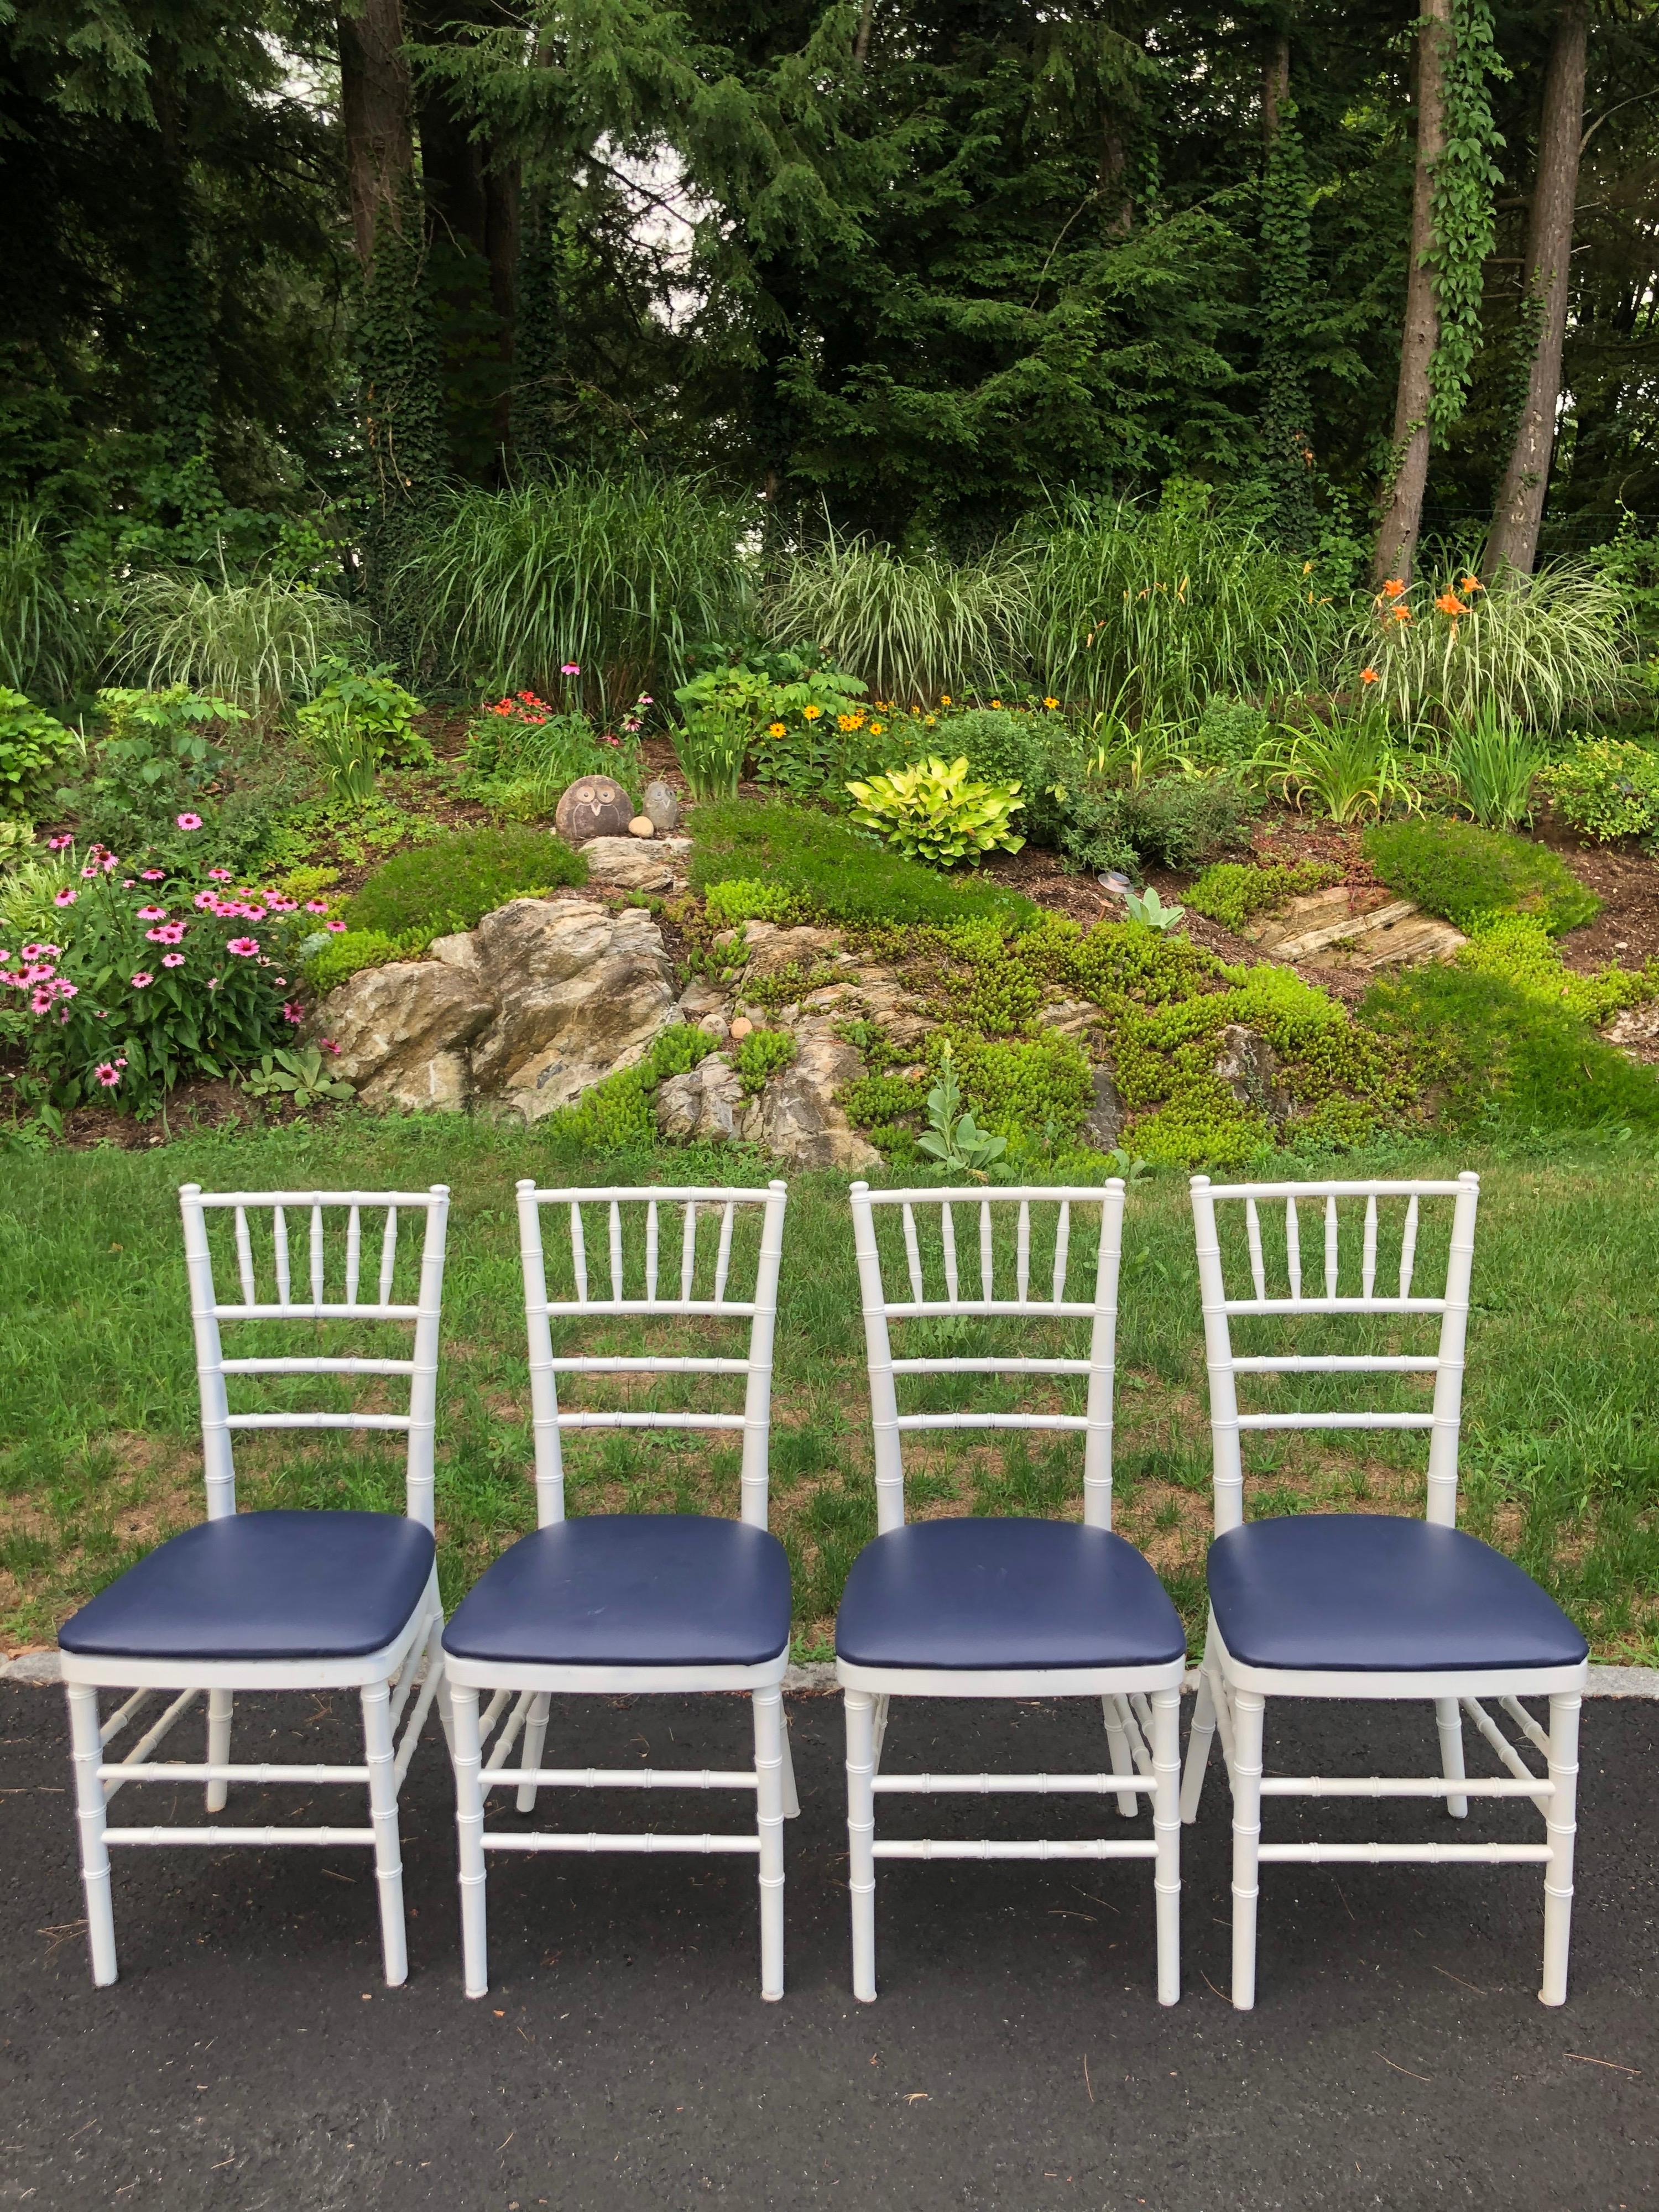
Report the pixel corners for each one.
[840,1181,1183,2005]
[444,1181,796,2001]
[1181,1173,1588,2010]
[60,1184,452,1989]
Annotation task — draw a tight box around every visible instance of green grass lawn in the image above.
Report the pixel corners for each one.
[3,1114,1657,1663]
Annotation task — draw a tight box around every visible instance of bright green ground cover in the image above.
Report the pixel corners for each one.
[3,1118,1656,1663]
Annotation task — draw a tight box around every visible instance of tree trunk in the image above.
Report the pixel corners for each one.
[338,0,416,272]
[1486,0,1589,575]
[1262,33,1290,144]
[1373,0,1451,586]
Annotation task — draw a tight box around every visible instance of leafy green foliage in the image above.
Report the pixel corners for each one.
[345,827,587,941]
[71,688,291,875]
[302,928,420,996]
[0,690,79,817]
[1257,715,1417,823]
[0,513,102,705]
[674,650,868,798]
[1184,858,1342,933]
[1425,0,1507,431]
[542,1024,722,1152]
[916,1041,1008,1170]
[295,662,430,805]
[1363,961,1659,1132]
[846,755,1026,869]
[241,1044,355,1107]
[702,879,810,930]
[733,1025,796,1096]
[1447,707,1547,829]
[461,693,642,822]
[113,571,365,712]
[1538,738,1659,843]
[3,857,311,1109]
[1122,885,1185,931]
[1363,818,1599,934]
[689,802,1039,931]
[387,473,750,712]
[1062,773,1257,873]
[1453,916,1655,1029]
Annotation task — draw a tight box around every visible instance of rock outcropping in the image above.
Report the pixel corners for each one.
[316,899,680,1120]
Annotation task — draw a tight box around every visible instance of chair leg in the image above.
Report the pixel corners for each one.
[67,1684,117,1988]
[752,1687,787,2001]
[1101,1695,1139,1818]
[451,1684,490,2000]
[361,1680,408,1988]
[204,1688,233,1813]
[517,1692,552,1814]
[1229,1689,1266,2011]
[844,1689,878,2003]
[1540,1692,1581,2007]
[870,1693,891,1774]
[1151,1686,1182,2006]
[779,1708,801,1819]
[1181,1650,1218,1825]
[1434,1696,1469,1820]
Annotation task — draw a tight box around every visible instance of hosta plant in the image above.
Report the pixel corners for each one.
[846,755,1025,868]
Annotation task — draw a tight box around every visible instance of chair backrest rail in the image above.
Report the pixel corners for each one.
[518,1179,789,1528]
[850,1178,1125,1535]
[179,1182,450,1526]
[1190,1172,1478,1533]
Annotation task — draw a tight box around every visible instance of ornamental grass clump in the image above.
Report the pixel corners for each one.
[846,755,1025,868]
[0,836,319,1107]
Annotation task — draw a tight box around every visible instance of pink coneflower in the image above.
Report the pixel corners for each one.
[21,962,53,984]
[282,1000,303,1023]
[139,868,166,881]
[320,1039,340,1055]
[53,980,77,1000]
[95,1062,120,1087]
[561,662,581,675]
[304,899,330,915]
[147,922,185,945]
[226,937,259,957]
[176,812,204,831]
[0,971,21,988]
[129,971,154,989]
[264,895,296,911]
[193,890,218,911]
[30,987,54,1013]
[137,905,167,921]
[161,952,185,968]
[100,854,118,873]
[208,867,232,881]
[81,863,98,880]
[54,888,76,907]
[325,919,347,934]
[121,878,135,889]
[20,945,51,961]
[46,834,73,852]
[206,976,219,990]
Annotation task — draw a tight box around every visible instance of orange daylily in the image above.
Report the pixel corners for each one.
[1460,574,1484,593]
[1391,605,1413,623]
[1435,592,1467,619]
[1381,577,1407,599]
[1360,667,1380,685]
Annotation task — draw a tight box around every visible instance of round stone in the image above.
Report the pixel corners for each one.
[627,815,656,839]
[728,1016,754,1040]
[554,776,633,844]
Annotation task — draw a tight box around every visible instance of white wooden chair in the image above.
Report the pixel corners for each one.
[1182,1173,1590,2010]
[838,1180,1186,2005]
[442,1180,796,2001]
[58,1183,452,1988]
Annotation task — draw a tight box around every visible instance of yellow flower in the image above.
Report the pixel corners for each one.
[802,703,823,720]
[939,694,952,706]
[924,713,936,724]
[990,698,1001,708]
[870,721,884,735]
[768,721,786,737]
[1043,696,1058,709]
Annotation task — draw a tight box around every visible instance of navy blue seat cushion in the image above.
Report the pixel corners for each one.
[1207,1515,1588,1674]
[835,1519,1186,1672]
[59,1511,435,1662]
[442,1516,792,1668]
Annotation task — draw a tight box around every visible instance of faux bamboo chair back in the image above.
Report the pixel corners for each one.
[848,1180,1127,1535]
[179,1183,451,1528]
[1188,1173,1480,1535]
[515,1180,789,1530]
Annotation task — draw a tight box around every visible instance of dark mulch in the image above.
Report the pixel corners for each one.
[2,1683,1654,2210]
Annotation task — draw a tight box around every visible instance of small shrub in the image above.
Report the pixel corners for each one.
[304,928,418,995]
[1538,737,1659,843]
[846,755,1025,868]
[733,1025,796,1094]
[1363,818,1598,934]
[689,802,1039,930]
[296,661,431,804]
[1062,772,1256,873]
[1185,858,1342,933]
[346,826,587,940]
[1363,961,1659,1131]
[702,879,810,929]
[0,688,79,817]
[1187,697,1272,770]
[544,1023,722,1152]
[951,708,1068,844]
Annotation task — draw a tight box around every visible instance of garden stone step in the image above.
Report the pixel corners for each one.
[1245,886,1464,971]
